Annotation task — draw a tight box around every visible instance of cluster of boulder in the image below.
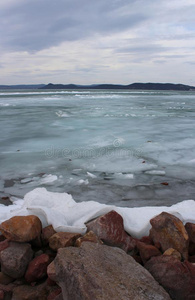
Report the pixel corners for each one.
[0,210,194,299]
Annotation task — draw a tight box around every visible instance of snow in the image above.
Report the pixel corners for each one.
[0,188,195,238]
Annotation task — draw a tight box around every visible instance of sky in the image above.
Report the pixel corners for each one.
[0,0,195,85]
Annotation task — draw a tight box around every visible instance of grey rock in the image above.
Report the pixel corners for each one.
[0,242,33,279]
[54,242,171,300]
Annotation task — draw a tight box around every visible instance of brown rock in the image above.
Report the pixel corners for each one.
[25,254,51,283]
[47,261,57,283]
[75,231,103,247]
[0,239,9,254]
[12,282,48,300]
[136,241,161,264]
[0,215,42,242]
[47,287,62,300]
[0,283,15,299]
[86,210,136,252]
[0,242,33,279]
[0,272,14,285]
[41,225,56,246]
[185,222,195,243]
[139,235,153,245]
[189,255,195,263]
[54,242,171,300]
[0,290,4,300]
[49,232,81,251]
[149,212,189,260]
[145,255,195,300]
[163,248,181,260]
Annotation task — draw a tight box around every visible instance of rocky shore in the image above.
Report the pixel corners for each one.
[0,210,194,300]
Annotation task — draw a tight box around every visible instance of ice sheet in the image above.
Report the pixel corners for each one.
[0,188,194,238]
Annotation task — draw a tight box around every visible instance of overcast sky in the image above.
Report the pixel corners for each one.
[0,0,195,85]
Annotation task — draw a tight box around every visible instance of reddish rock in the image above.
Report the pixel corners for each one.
[49,232,81,251]
[12,282,48,300]
[0,290,4,300]
[0,239,9,253]
[0,242,33,279]
[139,235,153,245]
[25,254,51,283]
[41,225,56,246]
[189,255,195,263]
[145,255,195,300]
[0,272,14,285]
[47,261,57,283]
[185,222,195,243]
[0,283,15,299]
[149,212,189,260]
[54,242,170,299]
[47,287,62,300]
[0,215,42,243]
[161,182,169,186]
[163,248,181,260]
[136,241,161,264]
[86,210,136,252]
[75,231,103,247]
[189,241,195,256]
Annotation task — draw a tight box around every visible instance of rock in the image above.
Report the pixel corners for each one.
[189,241,195,256]
[189,255,195,263]
[149,212,189,260]
[47,287,62,300]
[0,215,42,243]
[136,241,161,264]
[0,272,14,285]
[185,222,195,243]
[145,255,195,300]
[75,231,103,247]
[54,242,171,300]
[49,232,81,251]
[0,242,33,279]
[25,254,51,283]
[139,235,153,245]
[0,290,4,300]
[163,248,181,260]
[0,283,15,300]
[47,261,57,283]
[0,239,9,253]
[12,282,48,300]
[41,225,56,246]
[86,210,136,252]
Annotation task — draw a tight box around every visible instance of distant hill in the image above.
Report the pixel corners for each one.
[41,82,195,91]
[0,84,45,89]
[1,83,195,91]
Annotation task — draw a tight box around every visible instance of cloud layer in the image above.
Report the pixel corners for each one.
[0,0,195,84]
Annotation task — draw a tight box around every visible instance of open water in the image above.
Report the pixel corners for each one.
[0,89,195,207]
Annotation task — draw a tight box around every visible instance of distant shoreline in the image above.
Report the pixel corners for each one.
[1,82,195,91]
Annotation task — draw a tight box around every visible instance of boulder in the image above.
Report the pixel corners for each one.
[185,222,195,243]
[0,272,14,285]
[145,255,195,300]
[0,239,9,253]
[54,242,171,300]
[47,261,57,283]
[136,241,161,264]
[47,287,62,300]
[75,231,103,247]
[86,210,136,252]
[0,283,15,300]
[41,225,56,246]
[149,212,189,260]
[0,242,33,279]
[12,282,48,300]
[0,215,42,243]
[49,232,81,251]
[25,254,51,283]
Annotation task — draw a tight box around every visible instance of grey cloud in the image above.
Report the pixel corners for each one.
[0,0,146,52]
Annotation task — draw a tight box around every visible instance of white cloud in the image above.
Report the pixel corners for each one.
[0,0,195,85]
